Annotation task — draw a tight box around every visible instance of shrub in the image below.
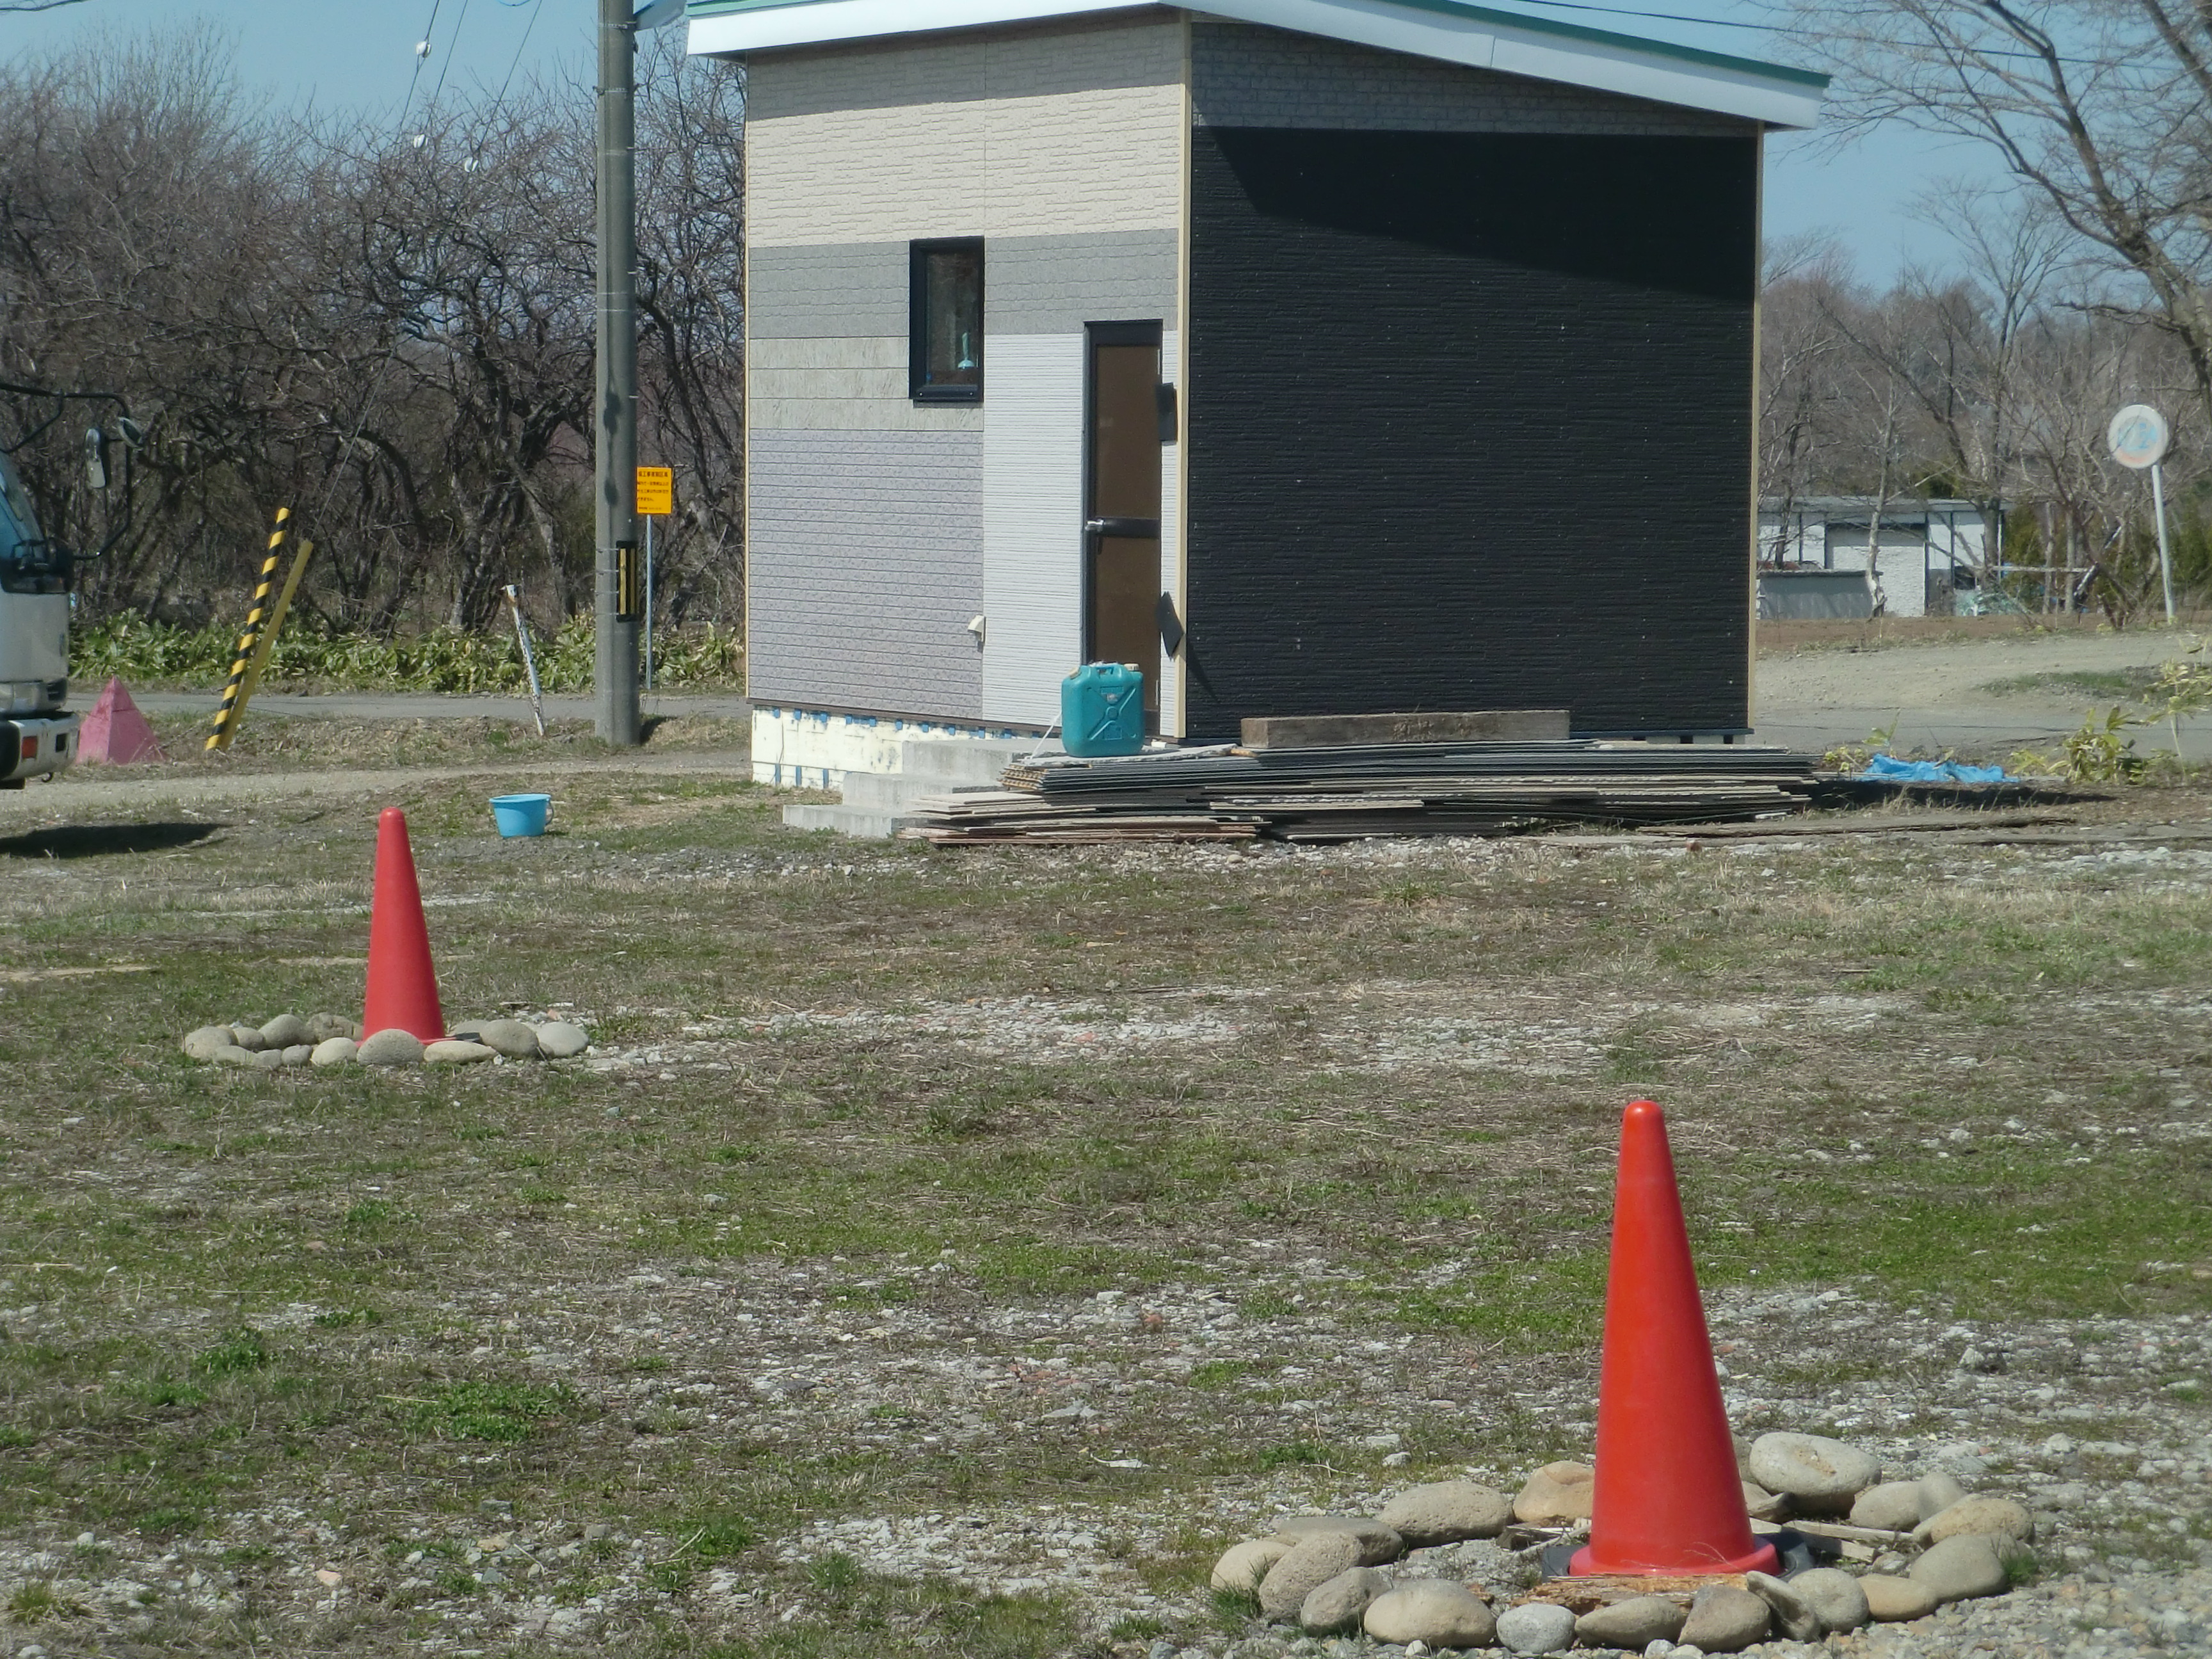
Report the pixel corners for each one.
[72,615,744,694]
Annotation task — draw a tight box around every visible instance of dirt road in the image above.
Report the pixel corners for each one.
[95,625,2212,770]
[1753,627,2206,758]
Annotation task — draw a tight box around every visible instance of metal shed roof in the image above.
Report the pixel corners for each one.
[684,0,1829,129]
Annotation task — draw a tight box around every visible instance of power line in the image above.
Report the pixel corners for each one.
[484,0,545,146]
[427,0,475,115]
[395,0,445,134]
[312,0,457,536]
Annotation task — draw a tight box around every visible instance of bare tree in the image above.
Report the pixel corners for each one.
[1783,0,2212,431]
[632,38,747,632]
[1759,234,1853,557]
[0,26,747,640]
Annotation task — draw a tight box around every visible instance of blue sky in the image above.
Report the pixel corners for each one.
[1,0,2002,280]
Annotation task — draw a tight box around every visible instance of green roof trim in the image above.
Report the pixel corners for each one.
[682,0,1832,92]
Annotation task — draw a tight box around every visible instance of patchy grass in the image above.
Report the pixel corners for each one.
[104,710,751,776]
[1978,666,2167,702]
[0,766,2208,1650]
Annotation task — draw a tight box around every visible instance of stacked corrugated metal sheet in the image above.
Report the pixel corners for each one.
[900,741,1823,844]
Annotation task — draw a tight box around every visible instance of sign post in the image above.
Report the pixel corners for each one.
[2108,405,2176,625]
[636,466,673,690]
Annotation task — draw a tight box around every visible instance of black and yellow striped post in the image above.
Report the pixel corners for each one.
[206,508,291,752]
[236,537,314,716]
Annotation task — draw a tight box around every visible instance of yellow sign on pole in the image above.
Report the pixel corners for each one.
[636,466,674,517]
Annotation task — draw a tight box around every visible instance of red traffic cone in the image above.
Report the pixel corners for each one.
[79,677,166,764]
[1571,1100,1777,1577]
[361,807,445,1041]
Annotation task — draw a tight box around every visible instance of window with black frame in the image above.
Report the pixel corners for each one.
[910,239,984,403]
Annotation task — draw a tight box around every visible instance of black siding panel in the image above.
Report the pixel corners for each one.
[1185,126,1758,740]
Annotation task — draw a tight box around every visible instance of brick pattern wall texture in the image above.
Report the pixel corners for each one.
[1190,19,1751,135]
[749,233,1180,350]
[1184,124,1759,740]
[747,11,1186,120]
[746,15,1186,246]
[748,429,986,717]
[747,242,909,342]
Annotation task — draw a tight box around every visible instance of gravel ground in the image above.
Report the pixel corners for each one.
[4,795,2210,1656]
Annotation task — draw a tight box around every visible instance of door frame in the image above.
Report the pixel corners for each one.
[1080,320,1166,720]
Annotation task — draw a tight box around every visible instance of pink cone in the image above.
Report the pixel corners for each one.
[79,677,166,764]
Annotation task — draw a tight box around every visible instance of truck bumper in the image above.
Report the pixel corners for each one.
[1,714,81,784]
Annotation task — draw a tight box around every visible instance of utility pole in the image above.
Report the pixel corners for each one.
[595,0,641,744]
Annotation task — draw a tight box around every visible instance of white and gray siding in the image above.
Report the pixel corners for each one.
[745,13,1188,737]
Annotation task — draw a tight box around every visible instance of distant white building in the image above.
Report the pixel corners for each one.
[1758,497,2000,619]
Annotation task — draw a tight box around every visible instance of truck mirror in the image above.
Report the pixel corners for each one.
[84,428,109,492]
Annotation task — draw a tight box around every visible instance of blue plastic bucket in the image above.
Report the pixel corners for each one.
[490,793,551,838]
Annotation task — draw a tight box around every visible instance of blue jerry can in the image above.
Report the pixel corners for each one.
[1061,662,1146,757]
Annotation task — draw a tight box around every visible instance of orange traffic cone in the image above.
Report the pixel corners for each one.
[361,807,445,1041]
[1570,1099,1777,1577]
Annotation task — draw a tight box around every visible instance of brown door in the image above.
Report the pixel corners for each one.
[1084,323,1166,722]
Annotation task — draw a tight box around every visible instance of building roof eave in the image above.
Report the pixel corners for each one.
[685,0,1829,129]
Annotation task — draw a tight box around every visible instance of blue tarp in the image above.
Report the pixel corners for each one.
[1859,755,2012,784]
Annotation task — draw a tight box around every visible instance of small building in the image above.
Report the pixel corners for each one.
[1758,497,2001,620]
[685,1,1827,782]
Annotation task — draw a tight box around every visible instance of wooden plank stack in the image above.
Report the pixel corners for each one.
[900,740,1825,845]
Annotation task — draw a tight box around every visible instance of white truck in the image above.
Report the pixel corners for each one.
[0,447,79,788]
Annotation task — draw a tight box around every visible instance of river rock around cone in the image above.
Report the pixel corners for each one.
[1362,1582,1497,1649]
[1909,1533,2009,1603]
[1576,1594,1686,1648]
[211,1045,260,1069]
[1861,1574,1939,1621]
[1512,1460,1596,1524]
[1377,1481,1513,1546]
[1269,1516,1405,1566]
[183,1026,234,1061]
[425,1039,497,1065]
[1745,1571,1820,1642]
[227,1024,269,1052]
[307,1013,358,1042]
[1916,1471,1966,1522]
[1210,1537,1288,1592]
[1917,1495,2034,1546]
[357,1028,426,1067]
[1496,1599,1577,1655]
[1742,1479,1789,1522]
[475,1018,541,1059]
[536,1021,591,1058]
[280,1044,314,1066]
[1850,1480,1923,1532]
[1258,1533,1365,1623]
[1680,1583,1770,1653]
[260,1013,311,1048]
[311,1038,358,1067]
[1788,1567,1871,1633]
[1746,1432,1880,1514]
[1299,1566,1393,1635]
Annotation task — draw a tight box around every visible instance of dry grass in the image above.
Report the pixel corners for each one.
[88,712,755,778]
[0,769,2208,1653]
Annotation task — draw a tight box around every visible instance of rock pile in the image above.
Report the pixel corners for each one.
[180,1014,592,1070]
[1210,1432,2039,1653]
